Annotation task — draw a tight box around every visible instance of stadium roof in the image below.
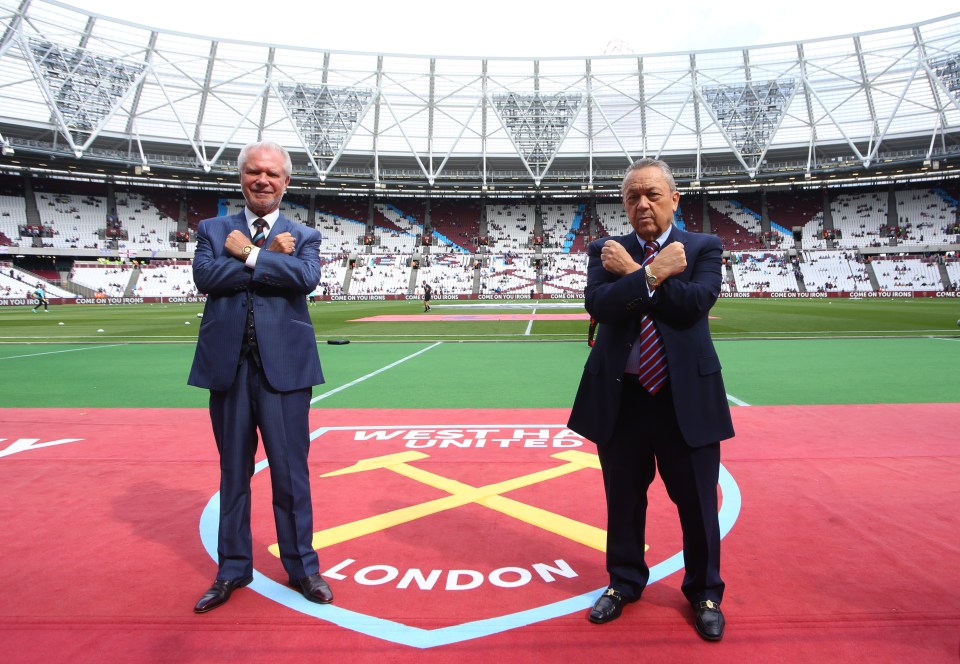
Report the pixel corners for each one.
[1,0,960,197]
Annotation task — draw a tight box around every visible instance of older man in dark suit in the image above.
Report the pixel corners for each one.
[188,140,333,613]
[568,158,734,640]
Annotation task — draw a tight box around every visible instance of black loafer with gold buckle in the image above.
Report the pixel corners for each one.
[588,587,635,624]
[694,599,725,641]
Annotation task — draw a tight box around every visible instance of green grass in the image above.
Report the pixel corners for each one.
[1,297,958,343]
[0,299,960,409]
[1,298,957,410]
[2,336,957,409]
[717,338,958,405]
[709,297,960,339]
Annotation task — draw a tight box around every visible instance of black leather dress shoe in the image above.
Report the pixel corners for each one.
[292,573,333,604]
[694,599,725,641]
[588,588,635,624]
[193,576,253,613]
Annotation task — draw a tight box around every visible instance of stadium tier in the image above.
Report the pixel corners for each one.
[0,179,958,299]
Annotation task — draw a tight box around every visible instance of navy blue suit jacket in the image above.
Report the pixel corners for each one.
[567,225,734,448]
[188,212,324,392]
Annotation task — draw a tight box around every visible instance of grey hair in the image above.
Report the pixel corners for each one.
[237,140,293,178]
[621,158,677,194]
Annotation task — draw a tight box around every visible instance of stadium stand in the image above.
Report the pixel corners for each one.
[595,202,632,237]
[316,255,348,297]
[831,191,889,250]
[486,203,535,253]
[133,261,197,297]
[541,254,587,295]
[730,251,800,292]
[372,203,420,254]
[0,194,28,246]
[895,187,960,247]
[349,255,411,295]
[426,200,482,254]
[538,203,579,253]
[70,262,133,297]
[0,180,958,298]
[944,257,960,290]
[871,255,946,291]
[34,192,107,249]
[416,253,477,296]
[480,255,539,295]
[800,251,873,292]
[315,204,368,254]
[115,192,179,252]
[0,261,75,299]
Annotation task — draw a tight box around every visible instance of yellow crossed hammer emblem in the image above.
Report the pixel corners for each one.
[267,449,624,558]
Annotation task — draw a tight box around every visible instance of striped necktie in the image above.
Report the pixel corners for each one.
[634,241,668,394]
[252,218,268,247]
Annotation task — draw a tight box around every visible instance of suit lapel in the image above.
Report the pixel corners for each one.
[622,232,644,261]
[663,225,687,249]
[271,214,290,240]
[229,213,249,240]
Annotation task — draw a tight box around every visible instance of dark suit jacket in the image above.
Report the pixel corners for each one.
[188,212,324,392]
[568,225,734,448]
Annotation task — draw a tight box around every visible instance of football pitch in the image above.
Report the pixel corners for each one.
[1,297,958,408]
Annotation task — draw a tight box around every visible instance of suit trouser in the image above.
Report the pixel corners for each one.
[208,354,320,582]
[598,381,724,605]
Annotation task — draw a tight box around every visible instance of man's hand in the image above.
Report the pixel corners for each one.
[267,232,296,255]
[648,242,686,282]
[225,230,253,259]
[599,240,641,276]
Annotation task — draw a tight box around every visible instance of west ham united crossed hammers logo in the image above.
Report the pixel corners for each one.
[198,423,740,648]
[267,450,620,557]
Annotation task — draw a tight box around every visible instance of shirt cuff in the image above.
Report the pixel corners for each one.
[244,246,261,268]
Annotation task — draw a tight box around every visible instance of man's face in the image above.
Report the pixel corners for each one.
[240,147,290,217]
[622,166,680,242]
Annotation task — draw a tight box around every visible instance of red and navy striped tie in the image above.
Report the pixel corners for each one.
[635,241,668,394]
[252,218,268,247]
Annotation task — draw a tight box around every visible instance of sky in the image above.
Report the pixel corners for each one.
[61,0,960,58]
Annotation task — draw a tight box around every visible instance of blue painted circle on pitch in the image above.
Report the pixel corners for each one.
[199,423,742,648]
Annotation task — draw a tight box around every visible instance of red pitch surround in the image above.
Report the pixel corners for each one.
[0,404,957,662]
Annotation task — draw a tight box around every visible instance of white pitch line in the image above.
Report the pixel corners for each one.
[310,341,443,403]
[524,307,537,336]
[0,344,126,361]
[727,393,751,407]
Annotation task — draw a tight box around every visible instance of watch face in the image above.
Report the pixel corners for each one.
[242,245,252,255]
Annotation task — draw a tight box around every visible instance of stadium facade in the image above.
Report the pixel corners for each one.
[0,0,959,302]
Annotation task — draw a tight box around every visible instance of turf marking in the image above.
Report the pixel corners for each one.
[727,393,751,407]
[310,342,443,404]
[0,344,125,360]
[524,307,536,336]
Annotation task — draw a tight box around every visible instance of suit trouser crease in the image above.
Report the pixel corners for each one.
[209,355,319,581]
[598,383,724,604]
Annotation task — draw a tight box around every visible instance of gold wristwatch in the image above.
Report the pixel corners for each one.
[242,245,253,256]
[644,265,659,288]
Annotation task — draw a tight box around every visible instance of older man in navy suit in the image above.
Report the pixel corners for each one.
[568,158,734,640]
[189,140,333,613]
